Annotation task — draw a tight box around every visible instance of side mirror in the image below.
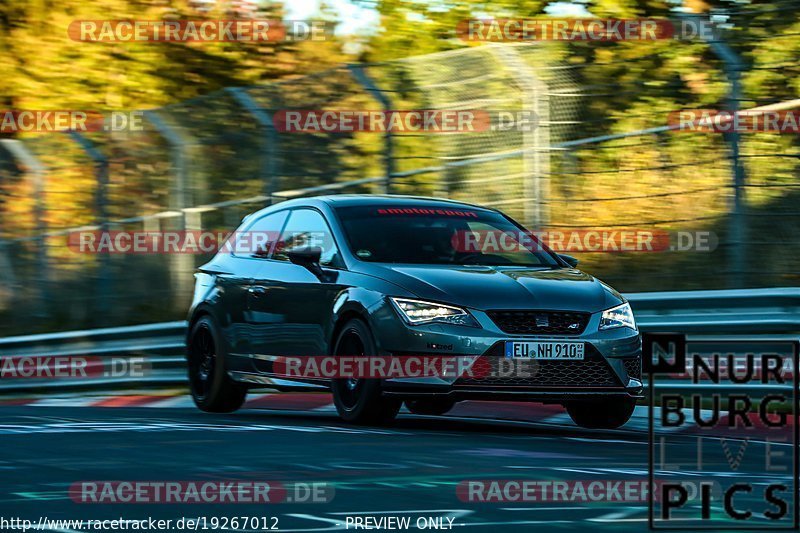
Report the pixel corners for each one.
[558,254,579,267]
[286,246,336,282]
[286,246,322,267]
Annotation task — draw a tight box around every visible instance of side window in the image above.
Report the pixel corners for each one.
[273,209,341,267]
[233,211,288,258]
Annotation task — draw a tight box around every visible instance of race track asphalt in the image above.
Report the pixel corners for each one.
[0,395,792,532]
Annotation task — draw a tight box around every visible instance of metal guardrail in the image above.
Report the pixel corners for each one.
[0,288,797,393]
[0,322,187,393]
[628,287,800,334]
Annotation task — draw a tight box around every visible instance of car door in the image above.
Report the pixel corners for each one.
[250,207,345,370]
[222,209,288,361]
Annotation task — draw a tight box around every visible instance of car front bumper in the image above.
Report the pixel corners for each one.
[371,302,643,401]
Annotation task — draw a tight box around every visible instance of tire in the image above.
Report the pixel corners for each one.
[187,316,247,413]
[331,319,401,425]
[566,397,636,429]
[405,399,456,416]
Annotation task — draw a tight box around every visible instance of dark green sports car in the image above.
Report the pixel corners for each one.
[186,195,642,428]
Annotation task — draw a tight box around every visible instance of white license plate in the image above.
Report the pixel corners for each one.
[504,341,585,360]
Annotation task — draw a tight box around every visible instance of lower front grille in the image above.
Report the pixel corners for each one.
[456,354,622,388]
[622,357,642,380]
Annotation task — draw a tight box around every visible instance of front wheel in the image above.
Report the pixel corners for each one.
[188,317,247,413]
[566,397,636,429]
[331,319,401,425]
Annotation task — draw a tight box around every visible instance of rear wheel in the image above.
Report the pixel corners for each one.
[188,317,247,413]
[405,399,456,416]
[566,397,636,429]
[331,319,401,425]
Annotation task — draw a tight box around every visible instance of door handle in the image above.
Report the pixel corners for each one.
[248,286,268,296]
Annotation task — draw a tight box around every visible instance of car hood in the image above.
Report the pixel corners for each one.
[362,264,623,313]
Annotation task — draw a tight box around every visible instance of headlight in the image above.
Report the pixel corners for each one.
[599,302,636,331]
[390,297,479,327]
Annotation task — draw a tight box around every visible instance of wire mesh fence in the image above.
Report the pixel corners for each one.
[0,42,798,335]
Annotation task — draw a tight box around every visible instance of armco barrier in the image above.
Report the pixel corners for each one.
[0,288,797,393]
[0,321,187,392]
[628,287,800,334]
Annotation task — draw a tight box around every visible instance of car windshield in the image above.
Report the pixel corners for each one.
[334,205,561,267]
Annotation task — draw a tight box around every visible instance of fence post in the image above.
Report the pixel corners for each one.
[0,139,49,318]
[226,87,279,199]
[724,68,746,289]
[683,13,746,288]
[348,64,394,194]
[67,131,111,320]
[143,111,195,310]
[491,46,550,229]
[0,157,13,309]
[0,238,12,309]
[143,111,189,212]
[562,146,579,205]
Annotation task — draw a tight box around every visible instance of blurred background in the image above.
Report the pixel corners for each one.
[0,0,798,336]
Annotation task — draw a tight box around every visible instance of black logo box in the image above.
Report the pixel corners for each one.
[645,333,800,530]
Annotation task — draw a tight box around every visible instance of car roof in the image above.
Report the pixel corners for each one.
[317,194,494,211]
[246,194,496,222]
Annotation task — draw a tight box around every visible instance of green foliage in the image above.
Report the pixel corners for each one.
[0,0,348,110]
